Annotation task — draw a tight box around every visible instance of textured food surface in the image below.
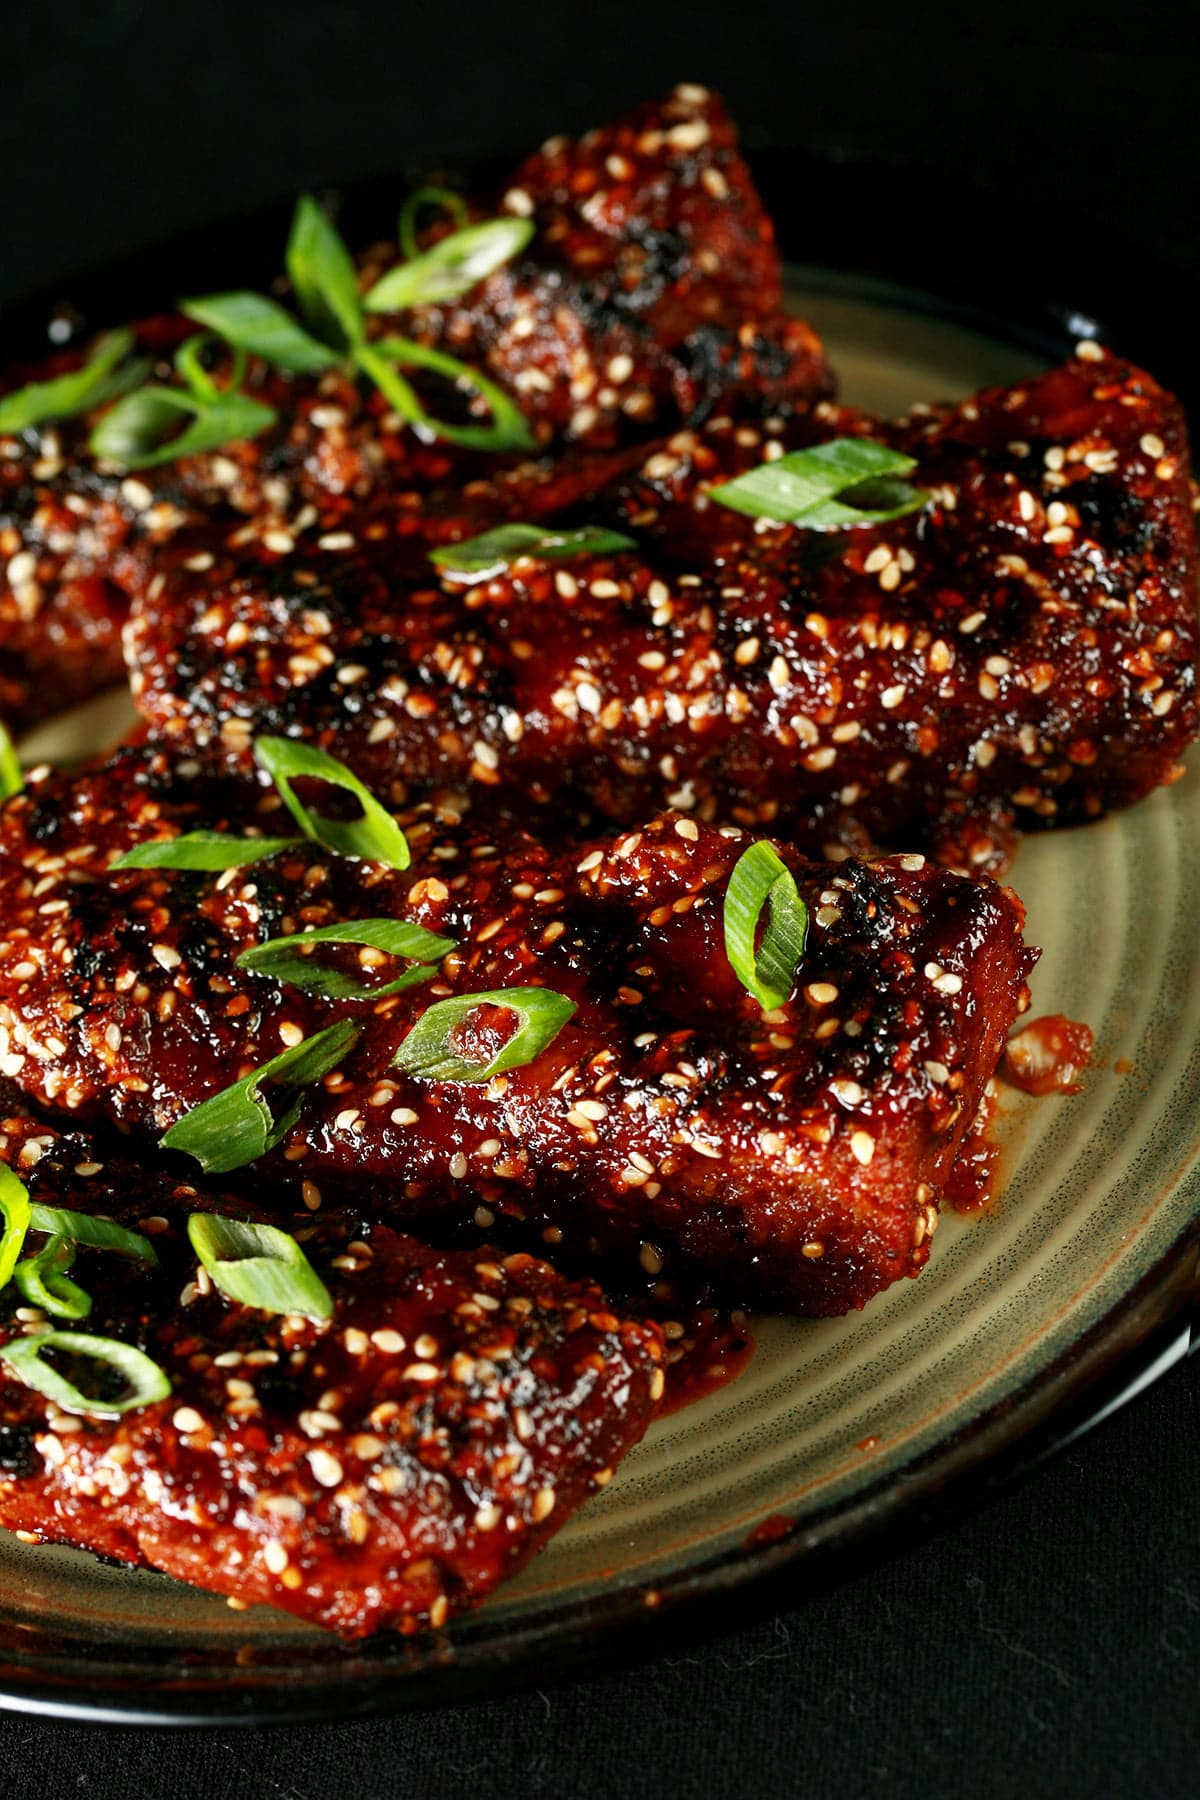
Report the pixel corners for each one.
[126,351,1200,870]
[0,1103,664,1637]
[0,747,1034,1311]
[0,85,829,731]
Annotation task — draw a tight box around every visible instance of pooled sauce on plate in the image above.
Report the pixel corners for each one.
[1001,1015,1095,1097]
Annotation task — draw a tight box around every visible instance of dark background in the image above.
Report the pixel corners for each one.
[2,4,1198,1794]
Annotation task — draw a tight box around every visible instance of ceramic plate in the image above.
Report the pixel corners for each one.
[0,266,1197,1724]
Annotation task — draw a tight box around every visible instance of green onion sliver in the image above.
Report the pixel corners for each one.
[89,384,277,470]
[0,720,23,803]
[111,830,302,872]
[365,216,534,313]
[28,1203,158,1267]
[430,523,636,580]
[238,918,456,999]
[397,185,470,262]
[392,986,576,1084]
[181,291,336,375]
[707,437,929,531]
[0,329,144,435]
[1,1329,171,1418]
[359,336,535,453]
[160,1019,358,1174]
[0,1164,31,1290]
[188,1213,332,1323]
[286,194,365,353]
[14,1237,91,1320]
[254,737,411,870]
[723,841,808,1011]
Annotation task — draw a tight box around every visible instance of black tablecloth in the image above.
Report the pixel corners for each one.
[1,1356,1196,1799]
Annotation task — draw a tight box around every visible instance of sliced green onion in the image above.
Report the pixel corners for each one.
[0,330,146,435]
[286,195,365,352]
[181,292,337,374]
[0,720,23,803]
[172,333,240,402]
[88,383,277,469]
[238,918,456,999]
[111,830,302,872]
[14,1237,91,1320]
[160,1019,358,1174]
[708,438,929,530]
[1,1329,170,1417]
[0,1164,31,1290]
[188,1213,332,1322]
[392,986,576,1083]
[723,841,808,1010]
[254,736,410,869]
[430,523,637,579]
[28,1203,158,1267]
[360,337,535,453]
[398,186,470,262]
[365,216,534,314]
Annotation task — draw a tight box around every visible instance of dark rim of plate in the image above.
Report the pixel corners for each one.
[0,149,1197,1726]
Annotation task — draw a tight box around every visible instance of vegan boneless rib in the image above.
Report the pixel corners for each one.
[0,748,1033,1313]
[0,85,829,732]
[0,1105,664,1636]
[125,351,1198,872]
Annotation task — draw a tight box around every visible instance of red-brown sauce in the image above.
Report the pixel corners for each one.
[656,1307,755,1416]
[944,1095,1002,1214]
[1001,1014,1094,1096]
[744,1513,797,1550]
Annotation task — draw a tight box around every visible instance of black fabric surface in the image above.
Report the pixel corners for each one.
[0,1362,1196,1798]
[2,6,1198,1794]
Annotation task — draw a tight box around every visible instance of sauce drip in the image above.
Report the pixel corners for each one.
[943,1098,1001,1214]
[656,1306,755,1416]
[1001,1014,1094,1096]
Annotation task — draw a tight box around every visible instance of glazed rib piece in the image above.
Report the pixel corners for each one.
[376,82,831,444]
[0,86,830,731]
[0,748,1034,1312]
[126,349,1199,869]
[0,1103,664,1637]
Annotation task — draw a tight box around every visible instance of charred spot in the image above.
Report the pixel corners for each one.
[832,866,902,946]
[0,1422,40,1478]
[1069,477,1164,558]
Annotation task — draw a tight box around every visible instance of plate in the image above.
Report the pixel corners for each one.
[0,259,1197,1725]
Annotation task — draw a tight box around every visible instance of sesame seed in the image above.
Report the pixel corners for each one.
[370,1329,406,1354]
[849,1131,875,1166]
[307,1449,344,1488]
[402,1361,441,1383]
[172,1407,205,1435]
[263,1540,289,1575]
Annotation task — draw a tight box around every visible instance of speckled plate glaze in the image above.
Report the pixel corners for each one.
[0,271,1197,1725]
